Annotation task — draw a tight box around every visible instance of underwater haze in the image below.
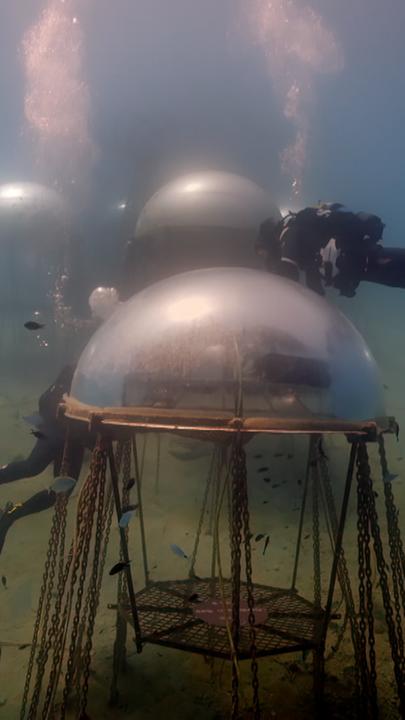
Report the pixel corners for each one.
[1,1,405,718]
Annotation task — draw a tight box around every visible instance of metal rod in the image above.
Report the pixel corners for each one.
[132,435,150,587]
[108,441,143,652]
[321,441,358,642]
[291,435,316,591]
[154,433,161,495]
[313,460,322,610]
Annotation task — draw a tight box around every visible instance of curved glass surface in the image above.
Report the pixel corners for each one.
[0,182,69,308]
[127,172,282,290]
[136,171,281,235]
[0,182,68,245]
[71,267,385,423]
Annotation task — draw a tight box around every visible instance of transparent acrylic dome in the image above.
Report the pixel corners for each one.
[0,182,68,244]
[136,171,281,235]
[70,268,385,425]
[127,172,281,291]
[0,181,69,309]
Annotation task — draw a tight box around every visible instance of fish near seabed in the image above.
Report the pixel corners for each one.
[50,476,76,494]
[170,544,188,559]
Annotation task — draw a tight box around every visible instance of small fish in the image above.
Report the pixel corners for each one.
[119,510,136,528]
[297,478,302,486]
[188,593,200,603]
[263,536,270,556]
[373,491,379,498]
[263,500,268,504]
[18,644,30,650]
[24,321,45,331]
[287,454,293,460]
[109,561,130,576]
[22,413,44,428]
[398,457,403,462]
[272,484,281,489]
[1,576,7,589]
[304,534,310,540]
[170,544,188,559]
[125,477,136,490]
[255,533,265,542]
[50,476,76,494]
[383,384,389,390]
[254,453,263,459]
[257,466,269,473]
[31,429,47,440]
[263,477,271,483]
[273,452,283,458]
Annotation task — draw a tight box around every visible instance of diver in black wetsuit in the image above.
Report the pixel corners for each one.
[0,365,85,554]
[259,203,405,298]
[0,240,135,556]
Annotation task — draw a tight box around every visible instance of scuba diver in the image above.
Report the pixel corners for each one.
[258,203,405,298]
[0,365,86,554]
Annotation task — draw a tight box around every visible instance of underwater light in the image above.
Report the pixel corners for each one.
[0,184,26,200]
[182,180,205,193]
[166,294,213,323]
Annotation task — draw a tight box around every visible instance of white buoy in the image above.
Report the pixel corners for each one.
[88,286,120,320]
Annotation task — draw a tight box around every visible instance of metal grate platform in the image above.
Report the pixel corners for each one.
[115,578,326,659]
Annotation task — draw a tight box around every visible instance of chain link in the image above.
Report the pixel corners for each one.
[230,434,260,719]
[78,447,108,717]
[239,440,260,720]
[312,459,322,610]
[357,445,379,718]
[378,437,405,678]
[230,435,243,720]
[59,440,105,717]
[21,493,67,719]
[357,442,405,716]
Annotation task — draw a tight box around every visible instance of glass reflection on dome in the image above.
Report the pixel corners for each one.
[71,267,385,424]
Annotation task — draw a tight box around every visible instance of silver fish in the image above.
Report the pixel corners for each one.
[119,510,136,528]
[50,476,76,494]
[170,544,188,559]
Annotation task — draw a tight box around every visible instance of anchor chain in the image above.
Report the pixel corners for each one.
[59,441,105,717]
[312,461,322,610]
[356,448,378,718]
[230,434,260,720]
[357,442,405,716]
[239,443,260,720]
[21,494,68,720]
[378,436,405,673]
[230,436,243,720]
[78,446,108,717]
